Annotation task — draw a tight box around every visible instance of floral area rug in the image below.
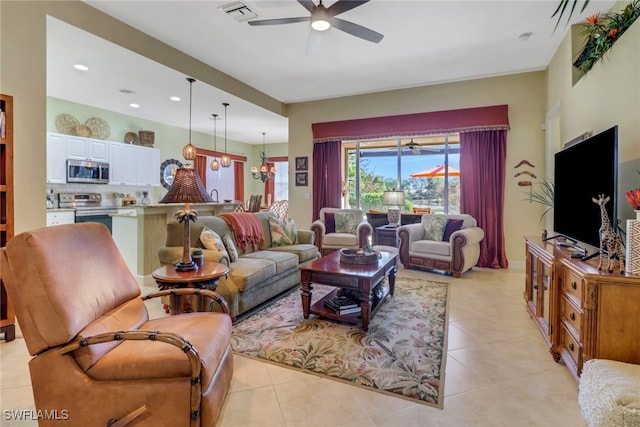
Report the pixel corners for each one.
[231,277,450,408]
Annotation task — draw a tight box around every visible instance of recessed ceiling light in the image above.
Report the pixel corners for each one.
[519,32,533,41]
[130,103,140,108]
[73,64,89,71]
[170,96,181,102]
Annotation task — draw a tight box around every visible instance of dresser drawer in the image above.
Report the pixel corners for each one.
[560,324,581,367]
[560,295,582,337]
[563,269,583,302]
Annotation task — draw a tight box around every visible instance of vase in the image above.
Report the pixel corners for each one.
[626,217,640,276]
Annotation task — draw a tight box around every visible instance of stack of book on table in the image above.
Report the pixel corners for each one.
[324,296,361,315]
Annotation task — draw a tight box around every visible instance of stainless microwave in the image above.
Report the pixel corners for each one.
[66,160,110,184]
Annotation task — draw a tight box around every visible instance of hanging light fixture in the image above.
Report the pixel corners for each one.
[251,132,276,182]
[182,78,197,161]
[220,102,232,168]
[209,113,220,171]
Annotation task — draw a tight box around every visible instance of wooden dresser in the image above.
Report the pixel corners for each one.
[524,237,640,381]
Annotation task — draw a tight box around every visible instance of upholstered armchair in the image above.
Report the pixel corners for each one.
[1,223,233,427]
[397,213,484,277]
[311,208,373,255]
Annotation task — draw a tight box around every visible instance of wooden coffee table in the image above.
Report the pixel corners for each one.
[299,250,397,331]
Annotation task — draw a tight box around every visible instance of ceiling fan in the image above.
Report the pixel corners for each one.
[402,139,441,155]
[248,0,384,45]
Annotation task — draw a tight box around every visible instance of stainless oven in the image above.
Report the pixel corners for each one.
[59,193,117,234]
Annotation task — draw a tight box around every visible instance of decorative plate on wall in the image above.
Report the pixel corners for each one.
[55,113,79,135]
[85,117,110,140]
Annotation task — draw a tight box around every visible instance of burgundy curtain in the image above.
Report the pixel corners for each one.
[312,140,342,220]
[460,130,508,269]
[195,155,207,187]
[312,105,509,142]
[234,162,244,202]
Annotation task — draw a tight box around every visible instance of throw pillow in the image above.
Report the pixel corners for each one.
[269,217,298,246]
[222,234,239,262]
[199,227,229,258]
[442,219,464,241]
[324,212,336,233]
[423,215,448,241]
[335,212,357,234]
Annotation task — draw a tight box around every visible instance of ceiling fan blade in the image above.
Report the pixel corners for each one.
[297,0,317,14]
[327,0,370,17]
[248,16,310,26]
[331,17,383,43]
[306,30,322,55]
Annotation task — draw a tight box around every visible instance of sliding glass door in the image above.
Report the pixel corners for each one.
[345,134,460,214]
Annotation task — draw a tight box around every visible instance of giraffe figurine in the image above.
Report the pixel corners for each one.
[592,194,625,274]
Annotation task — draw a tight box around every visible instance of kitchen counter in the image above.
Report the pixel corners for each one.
[46,208,76,212]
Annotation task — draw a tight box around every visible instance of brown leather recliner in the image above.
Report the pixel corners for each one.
[0,223,233,427]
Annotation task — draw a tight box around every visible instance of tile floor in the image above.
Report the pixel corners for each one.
[0,266,587,427]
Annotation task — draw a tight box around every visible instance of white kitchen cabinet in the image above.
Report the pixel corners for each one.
[46,210,75,226]
[65,135,108,162]
[46,133,67,183]
[136,146,160,186]
[109,142,160,186]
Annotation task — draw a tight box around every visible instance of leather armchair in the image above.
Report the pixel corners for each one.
[397,213,484,277]
[311,208,372,255]
[0,223,233,427]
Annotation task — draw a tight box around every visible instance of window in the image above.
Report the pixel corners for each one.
[205,155,235,201]
[273,160,289,201]
[344,134,460,214]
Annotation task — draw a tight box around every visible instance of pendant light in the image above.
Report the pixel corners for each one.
[182,78,197,161]
[251,132,276,182]
[209,113,220,171]
[220,102,231,168]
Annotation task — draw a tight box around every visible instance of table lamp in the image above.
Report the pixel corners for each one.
[382,189,405,228]
[160,167,213,271]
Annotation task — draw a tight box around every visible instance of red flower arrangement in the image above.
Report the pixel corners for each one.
[626,188,640,210]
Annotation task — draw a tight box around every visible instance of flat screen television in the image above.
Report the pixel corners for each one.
[553,126,618,251]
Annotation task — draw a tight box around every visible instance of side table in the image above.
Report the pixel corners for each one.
[376,225,399,247]
[152,261,229,315]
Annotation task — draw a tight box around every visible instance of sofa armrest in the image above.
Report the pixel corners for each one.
[310,220,325,249]
[356,220,373,248]
[297,229,315,245]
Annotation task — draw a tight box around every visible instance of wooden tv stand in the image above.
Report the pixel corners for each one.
[524,236,640,381]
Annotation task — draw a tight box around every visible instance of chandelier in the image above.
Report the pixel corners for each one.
[251,132,276,182]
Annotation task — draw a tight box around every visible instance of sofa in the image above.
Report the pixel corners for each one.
[158,212,319,319]
[310,208,373,255]
[397,213,484,277]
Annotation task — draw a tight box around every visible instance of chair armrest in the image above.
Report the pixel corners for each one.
[397,223,425,264]
[451,227,485,247]
[297,229,315,245]
[356,220,373,248]
[56,329,204,421]
[142,289,230,314]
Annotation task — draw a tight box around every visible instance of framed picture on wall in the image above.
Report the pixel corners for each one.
[295,172,308,186]
[295,156,308,171]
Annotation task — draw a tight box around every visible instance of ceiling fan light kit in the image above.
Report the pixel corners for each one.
[248,0,383,44]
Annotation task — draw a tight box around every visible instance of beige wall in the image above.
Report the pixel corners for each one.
[287,72,549,262]
[546,18,640,224]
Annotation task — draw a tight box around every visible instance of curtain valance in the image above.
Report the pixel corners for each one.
[312,104,510,143]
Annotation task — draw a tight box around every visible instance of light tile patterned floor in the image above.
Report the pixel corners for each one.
[0,267,587,427]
